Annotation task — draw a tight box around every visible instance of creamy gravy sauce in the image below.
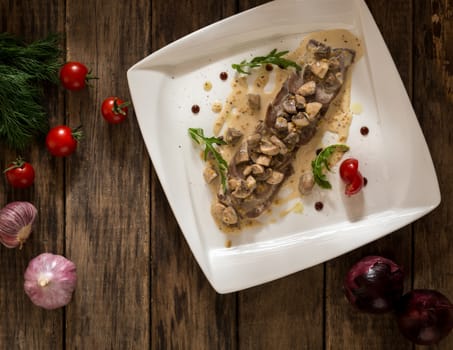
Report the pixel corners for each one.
[209,29,363,234]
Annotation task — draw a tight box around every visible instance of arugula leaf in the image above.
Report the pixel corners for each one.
[311,144,349,189]
[232,49,302,75]
[188,128,228,191]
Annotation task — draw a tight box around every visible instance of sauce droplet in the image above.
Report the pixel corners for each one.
[315,202,324,211]
[360,126,369,136]
[265,64,274,71]
[219,72,228,81]
[191,104,200,114]
[203,81,212,91]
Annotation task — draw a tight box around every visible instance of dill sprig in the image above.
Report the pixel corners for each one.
[0,33,62,149]
[188,128,228,191]
[232,49,302,75]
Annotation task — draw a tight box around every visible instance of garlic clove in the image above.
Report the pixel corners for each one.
[24,253,77,310]
[0,201,37,249]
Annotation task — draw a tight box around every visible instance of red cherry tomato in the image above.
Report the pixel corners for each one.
[46,126,82,157]
[101,97,131,124]
[340,158,359,184]
[345,171,364,196]
[60,62,96,91]
[4,158,35,188]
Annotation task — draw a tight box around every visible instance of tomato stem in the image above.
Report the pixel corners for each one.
[3,157,25,173]
[112,99,131,115]
[71,126,84,141]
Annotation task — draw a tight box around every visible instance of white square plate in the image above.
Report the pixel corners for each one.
[127,0,440,293]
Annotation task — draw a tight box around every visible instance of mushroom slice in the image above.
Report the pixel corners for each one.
[266,170,285,185]
[224,128,243,145]
[203,166,218,184]
[247,93,261,110]
[297,81,316,96]
[222,206,238,225]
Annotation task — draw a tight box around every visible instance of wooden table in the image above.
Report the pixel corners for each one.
[1,0,452,349]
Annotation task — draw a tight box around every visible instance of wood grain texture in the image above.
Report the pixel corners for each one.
[150,1,237,349]
[1,0,453,349]
[0,1,65,349]
[64,0,151,348]
[413,0,453,349]
[325,1,414,349]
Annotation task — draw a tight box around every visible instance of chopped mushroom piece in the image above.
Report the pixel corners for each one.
[255,154,272,167]
[235,142,250,164]
[247,133,262,147]
[282,96,297,114]
[247,93,261,110]
[292,112,310,128]
[310,60,329,79]
[232,176,256,199]
[295,94,306,108]
[298,171,315,195]
[274,116,288,132]
[270,135,288,154]
[224,128,243,145]
[266,170,284,185]
[222,206,238,225]
[305,102,323,119]
[297,81,316,96]
[259,139,280,156]
[203,166,218,184]
[212,202,227,221]
[251,163,265,175]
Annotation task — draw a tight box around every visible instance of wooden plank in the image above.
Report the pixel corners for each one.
[150,1,238,349]
[0,1,65,349]
[234,1,323,349]
[63,1,151,348]
[413,0,453,349]
[324,1,414,349]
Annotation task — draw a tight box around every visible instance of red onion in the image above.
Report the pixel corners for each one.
[396,289,453,345]
[24,253,77,310]
[343,255,405,313]
[0,201,37,248]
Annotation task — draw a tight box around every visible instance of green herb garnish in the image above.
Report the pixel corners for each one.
[0,33,62,150]
[311,144,350,189]
[188,128,228,191]
[232,49,302,75]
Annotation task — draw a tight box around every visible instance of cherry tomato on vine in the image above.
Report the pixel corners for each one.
[340,158,359,184]
[46,126,82,157]
[101,97,131,124]
[60,62,97,91]
[4,158,35,188]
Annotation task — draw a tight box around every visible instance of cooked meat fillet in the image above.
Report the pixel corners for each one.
[218,40,356,222]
